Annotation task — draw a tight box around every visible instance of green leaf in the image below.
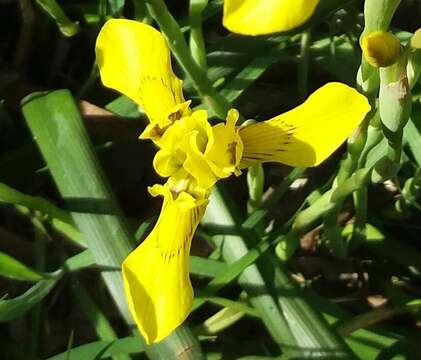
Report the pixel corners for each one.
[337,300,421,337]
[196,307,245,336]
[35,0,80,37]
[344,223,421,276]
[46,337,145,360]
[195,295,259,318]
[105,95,144,118]
[0,249,95,322]
[0,182,72,225]
[189,256,227,278]
[308,291,404,360]
[50,217,86,248]
[63,249,95,273]
[219,46,284,104]
[107,0,125,16]
[0,277,59,321]
[0,251,47,281]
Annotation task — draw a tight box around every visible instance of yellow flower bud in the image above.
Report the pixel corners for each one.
[361,31,402,67]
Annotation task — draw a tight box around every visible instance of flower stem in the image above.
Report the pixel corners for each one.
[145,0,230,118]
[189,0,208,71]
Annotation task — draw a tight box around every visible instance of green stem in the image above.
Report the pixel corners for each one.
[350,187,368,249]
[189,0,208,70]
[321,100,374,256]
[145,0,230,118]
[246,163,264,214]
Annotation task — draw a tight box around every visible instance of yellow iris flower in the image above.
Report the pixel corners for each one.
[96,19,370,344]
[223,0,320,36]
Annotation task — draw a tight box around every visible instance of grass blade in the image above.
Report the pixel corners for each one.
[0,276,59,321]
[0,250,48,281]
[46,337,145,360]
[0,181,72,224]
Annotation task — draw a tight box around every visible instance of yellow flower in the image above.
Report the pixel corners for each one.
[223,0,320,36]
[96,19,370,344]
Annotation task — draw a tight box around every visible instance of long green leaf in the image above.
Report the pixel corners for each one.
[0,277,59,321]
[64,249,95,272]
[0,182,72,224]
[0,249,96,322]
[46,337,145,360]
[0,251,48,281]
[189,255,227,278]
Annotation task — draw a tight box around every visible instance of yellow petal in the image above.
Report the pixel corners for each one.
[153,110,215,184]
[140,101,192,142]
[96,19,189,133]
[239,83,371,168]
[152,149,184,178]
[122,184,208,344]
[184,131,219,189]
[223,0,320,36]
[205,109,243,177]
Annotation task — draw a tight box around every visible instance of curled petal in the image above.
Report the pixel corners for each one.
[183,109,243,188]
[205,109,243,177]
[239,83,371,168]
[223,0,320,36]
[96,19,189,136]
[123,184,208,344]
[153,110,215,184]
